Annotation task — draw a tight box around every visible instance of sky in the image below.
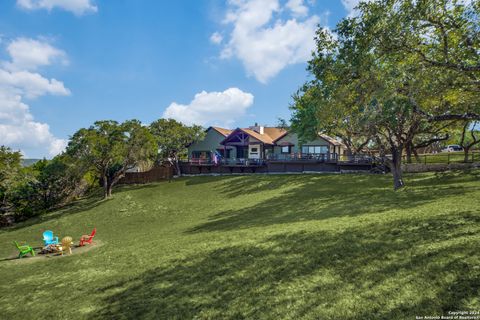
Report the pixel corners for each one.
[0,0,361,158]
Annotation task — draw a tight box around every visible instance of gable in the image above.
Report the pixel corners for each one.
[188,127,228,152]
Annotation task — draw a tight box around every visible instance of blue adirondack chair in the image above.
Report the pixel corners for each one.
[43,230,59,246]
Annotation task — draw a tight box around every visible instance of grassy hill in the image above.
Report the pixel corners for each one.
[1,171,479,319]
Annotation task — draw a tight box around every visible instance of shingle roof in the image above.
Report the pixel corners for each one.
[239,127,287,145]
[210,126,232,137]
[218,126,346,148]
[263,127,288,142]
[241,129,275,144]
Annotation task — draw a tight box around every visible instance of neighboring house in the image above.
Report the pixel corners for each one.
[188,124,346,162]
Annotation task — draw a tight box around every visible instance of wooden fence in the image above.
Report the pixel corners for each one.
[119,165,173,184]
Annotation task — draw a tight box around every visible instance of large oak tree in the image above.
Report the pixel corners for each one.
[67,120,157,198]
[291,0,480,189]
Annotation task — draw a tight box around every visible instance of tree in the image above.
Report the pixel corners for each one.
[0,146,22,216]
[459,121,480,161]
[446,121,480,161]
[67,120,157,199]
[290,0,480,190]
[149,119,205,176]
[32,155,86,209]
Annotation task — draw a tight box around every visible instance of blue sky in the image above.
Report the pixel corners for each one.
[0,0,358,158]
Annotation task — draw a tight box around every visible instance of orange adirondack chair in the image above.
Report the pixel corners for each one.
[79,228,96,246]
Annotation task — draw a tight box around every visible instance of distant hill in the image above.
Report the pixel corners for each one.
[22,159,42,167]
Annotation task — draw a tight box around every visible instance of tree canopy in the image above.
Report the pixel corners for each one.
[290,0,480,189]
[149,118,205,175]
[66,120,157,198]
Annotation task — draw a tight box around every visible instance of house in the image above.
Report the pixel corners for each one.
[187,124,347,163]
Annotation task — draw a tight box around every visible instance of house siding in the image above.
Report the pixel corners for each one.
[188,129,228,158]
[273,133,331,155]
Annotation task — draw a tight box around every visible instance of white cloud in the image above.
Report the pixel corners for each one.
[163,88,254,127]
[0,69,70,98]
[4,38,68,71]
[0,38,69,157]
[286,0,309,17]
[17,0,97,15]
[218,0,320,83]
[210,32,223,45]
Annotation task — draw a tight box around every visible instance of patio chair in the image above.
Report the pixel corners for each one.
[43,230,59,246]
[79,228,96,246]
[13,241,35,258]
[61,236,73,255]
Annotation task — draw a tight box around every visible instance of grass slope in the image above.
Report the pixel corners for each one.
[1,171,479,319]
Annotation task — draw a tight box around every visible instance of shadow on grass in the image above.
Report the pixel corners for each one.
[2,194,104,232]
[1,182,168,233]
[92,211,480,319]
[186,173,475,233]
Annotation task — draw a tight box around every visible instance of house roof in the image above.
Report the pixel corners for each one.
[319,134,347,147]
[233,127,287,145]
[210,126,232,137]
[217,126,346,148]
[264,127,288,142]
[241,129,275,145]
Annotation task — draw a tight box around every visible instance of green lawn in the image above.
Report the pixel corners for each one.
[1,171,479,319]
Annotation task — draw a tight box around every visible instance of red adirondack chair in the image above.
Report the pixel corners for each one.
[79,228,96,246]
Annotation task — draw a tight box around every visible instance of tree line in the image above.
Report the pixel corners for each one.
[290,0,480,189]
[0,119,204,225]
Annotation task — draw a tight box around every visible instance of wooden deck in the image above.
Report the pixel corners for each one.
[181,155,380,175]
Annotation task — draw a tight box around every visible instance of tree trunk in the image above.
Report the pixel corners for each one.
[405,143,412,164]
[107,184,113,198]
[171,156,181,176]
[390,147,405,190]
[464,147,470,163]
[413,148,421,163]
[103,175,110,199]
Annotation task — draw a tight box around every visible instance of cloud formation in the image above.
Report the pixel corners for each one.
[4,38,68,71]
[16,0,97,15]
[0,37,70,157]
[163,88,254,127]
[217,0,320,83]
[210,32,223,45]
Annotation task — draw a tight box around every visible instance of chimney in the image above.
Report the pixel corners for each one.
[249,123,264,134]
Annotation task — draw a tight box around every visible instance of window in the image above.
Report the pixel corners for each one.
[301,145,328,154]
[281,146,290,153]
[251,147,258,153]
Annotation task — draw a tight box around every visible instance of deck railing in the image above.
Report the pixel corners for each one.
[188,158,266,166]
[338,154,374,163]
[188,153,376,165]
[187,154,377,166]
[267,153,339,162]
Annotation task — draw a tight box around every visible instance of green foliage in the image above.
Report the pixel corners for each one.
[66,120,157,198]
[1,147,87,223]
[0,172,479,318]
[0,146,22,213]
[290,0,480,189]
[31,155,86,209]
[149,118,205,174]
